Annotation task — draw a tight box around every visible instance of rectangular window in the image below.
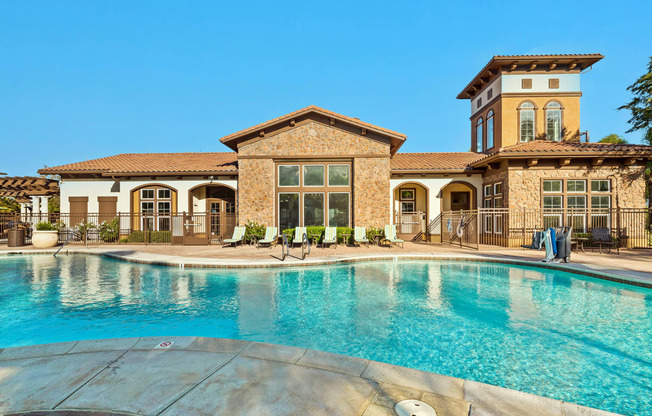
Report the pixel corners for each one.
[520,110,534,142]
[494,197,503,208]
[278,193,300,230]
[522,78,532,89]
[328,165,350,187]
[543,196,563,228]
[591,180,610,192]
[401,201,415,213]
[477,98,482,108]
[543,196,562,209]
[567,195,586,233]
[303,193,324,227]
[494,182,502,195]
[157,201,171,214]
[158,189,171,199]
[400,189,415,200]
[303,165,325,187]
[484,185,492,197]
[141,189,155,199]
[566,180,586,193]
[591,195,611,228]
[483,199,492,208]
[493,198,503,234]
[543,180,562,193]
[278,165,300,187]
[549,78,560,89]
[141,201,155,213]
[328,192,350,227]
[487,89,493,99]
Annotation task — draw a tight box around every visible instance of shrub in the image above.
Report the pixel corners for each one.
[98,218,120,242]
[35,221,59,231]
[244,221,266,243]
[282,226,354,244]
[366,227,384,241]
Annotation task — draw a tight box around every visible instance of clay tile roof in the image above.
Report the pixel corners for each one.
[470,140,652,166]
[220,105,407,153]
[391,152,485,172]
[38,152,238,176]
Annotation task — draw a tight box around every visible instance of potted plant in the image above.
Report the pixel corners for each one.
[32,221,61,248]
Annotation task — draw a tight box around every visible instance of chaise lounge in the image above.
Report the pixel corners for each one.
[354,226,370,246]
[293,227,307,246]
[322,226,338,248]
[257,227,278,248]
[384,224,404,248]
[222,226,245,247]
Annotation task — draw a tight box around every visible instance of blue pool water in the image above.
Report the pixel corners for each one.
[0,255,650,415]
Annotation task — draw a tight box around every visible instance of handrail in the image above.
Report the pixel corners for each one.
[301,232,311,260]
[53,232,76,257]
[280,233,289,261]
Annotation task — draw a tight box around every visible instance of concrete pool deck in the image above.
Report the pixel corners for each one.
[1,242,651,288]
[0,337,622,416]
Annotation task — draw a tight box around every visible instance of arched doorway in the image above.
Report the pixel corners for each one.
[392,182,428,241]
[440,181,477,212]
[188,184,237,243]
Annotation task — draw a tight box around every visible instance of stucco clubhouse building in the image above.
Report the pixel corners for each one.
[38,54,652,244]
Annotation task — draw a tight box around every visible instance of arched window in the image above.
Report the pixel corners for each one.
[545,101,562,141]
[476,117,484,152]
[519,102,535,142]
[132,185,176,231]
[486,110,494,149]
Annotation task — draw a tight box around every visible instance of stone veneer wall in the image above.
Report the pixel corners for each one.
[507,165,647,209]
[353,157,390,228]
[237,158,275,226]
[237,121,391,227]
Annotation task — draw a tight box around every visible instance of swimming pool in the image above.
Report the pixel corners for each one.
[1,255,650,415]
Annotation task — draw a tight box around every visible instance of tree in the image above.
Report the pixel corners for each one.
[0,197,19,212]
[598,134,628,144]
[618,57,652,145]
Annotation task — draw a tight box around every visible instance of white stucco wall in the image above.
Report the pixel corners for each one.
[471,76,501,115]
[59,177,238,213]
[501,73,580,94]
[389,175,483,231]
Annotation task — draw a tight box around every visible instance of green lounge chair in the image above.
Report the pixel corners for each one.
[354,226,370,246]
[293,227,307,246]
[223,226,245,247]
[384,224,404,248]
[322,226,337,248]
[257,227,278,248]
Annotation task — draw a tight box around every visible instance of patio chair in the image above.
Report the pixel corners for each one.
[222,226,245,247]
[322,226,338,248]
[292,227,307,246]
[590,227,617,254]
[354,226,370,246]
[257,227,278,248]
[384,224,404,248]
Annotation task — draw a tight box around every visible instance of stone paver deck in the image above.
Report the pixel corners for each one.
[2,242,651,287]
[0,337,621,416]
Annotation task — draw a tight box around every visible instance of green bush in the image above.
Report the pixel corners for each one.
[98,218,120,242]
[366,227,384,241]
[281,226,354,244]
[35,221,60,231]
[125,230,171,243]
[244,221,266,243]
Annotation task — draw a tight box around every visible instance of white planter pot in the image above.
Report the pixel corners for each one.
[32,230,59,248]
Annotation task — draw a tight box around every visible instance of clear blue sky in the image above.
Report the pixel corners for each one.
[2,0,651,176]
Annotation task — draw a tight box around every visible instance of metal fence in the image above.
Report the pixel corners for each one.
[0,212,237,246]
[440,208,652,249]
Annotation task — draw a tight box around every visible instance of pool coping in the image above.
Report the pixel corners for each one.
[0,337,623,416]
[1,248,651,289]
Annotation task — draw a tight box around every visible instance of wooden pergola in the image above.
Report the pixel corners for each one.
[0,176,59,203]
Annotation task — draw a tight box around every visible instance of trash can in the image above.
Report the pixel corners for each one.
[8,229,26,247]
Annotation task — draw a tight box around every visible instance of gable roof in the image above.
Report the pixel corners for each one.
[470,141,652,167]
[38,152,238,176]
[457,53,604,99]
[391,152,485,173]
[219,105,407,155]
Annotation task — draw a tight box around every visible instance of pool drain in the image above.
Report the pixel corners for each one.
[394,399,437,416]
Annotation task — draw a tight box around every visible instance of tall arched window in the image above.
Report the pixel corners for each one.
[519,102,535,142]
[131,185,177,231]
[545,101,562,141]
[486,110,494,149]
[476,117,484,152]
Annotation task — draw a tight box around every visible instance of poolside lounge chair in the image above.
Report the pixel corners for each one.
[222,226,245,247]
[384,224,404,248]
[354,226,370,246]
[591,227,617,254]
[322,226,338,248]
[257,227,278,248]
[292,227,307,246]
